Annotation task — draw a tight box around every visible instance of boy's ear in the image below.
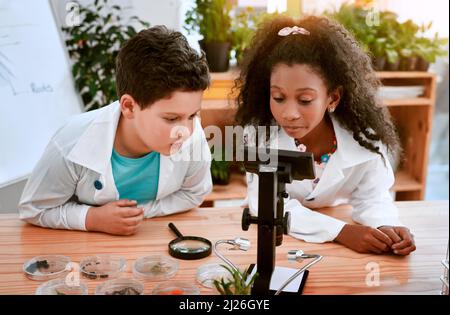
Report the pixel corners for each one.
[120,94,139,118]
[328,86,343,111]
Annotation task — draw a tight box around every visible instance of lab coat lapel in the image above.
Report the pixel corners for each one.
[66,102,121,202]
[66,101,121,175]
[156,154,175,199]
[306,154,344,200]
[306,115,376,199]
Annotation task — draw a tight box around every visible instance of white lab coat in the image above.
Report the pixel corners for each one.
[18,101,212,231]
[244,115,403,243]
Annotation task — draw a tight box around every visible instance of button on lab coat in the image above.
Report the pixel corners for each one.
[18,101,212,231]
[244,116,403,243]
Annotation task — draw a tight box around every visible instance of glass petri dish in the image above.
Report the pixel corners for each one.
[152,281,200,295]
[35,278,88,295]
[23,255,71,281]
[133,255,179,280]
[79,254,126,280]
[95,278,144,295]
[196,263,232,289]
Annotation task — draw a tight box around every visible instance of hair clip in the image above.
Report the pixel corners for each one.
[278,26,310,37]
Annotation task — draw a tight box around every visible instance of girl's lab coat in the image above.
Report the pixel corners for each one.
[244,116,404,243]
[18,101,212,231]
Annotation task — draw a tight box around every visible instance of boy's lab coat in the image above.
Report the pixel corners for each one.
[245,115,404,243]
[18,101,212,231]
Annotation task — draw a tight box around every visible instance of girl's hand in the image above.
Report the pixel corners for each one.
[378,226,416,255]
[86,200,144,236]
[334,224,393,254]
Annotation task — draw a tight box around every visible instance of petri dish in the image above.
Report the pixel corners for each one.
[196,263,232,289]
[35,278,88,295]
[23,255,71,281]
[152,281,200,295]
[133,255,179,280]
[95,278,144,295]
[79,254,126,280]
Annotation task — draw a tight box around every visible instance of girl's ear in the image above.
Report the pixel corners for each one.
[119,94,139,118]
[327,86,343,113]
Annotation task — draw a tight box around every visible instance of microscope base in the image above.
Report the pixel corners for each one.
[247,264,309,295]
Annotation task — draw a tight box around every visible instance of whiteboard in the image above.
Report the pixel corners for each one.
[0,0,83,188]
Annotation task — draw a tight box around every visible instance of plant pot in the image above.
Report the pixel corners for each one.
[213,175,230,186]
[199,40,231,72]
[415,57,430,71]
[372,56,386,71]
[384,59,400,71]
[211,164,231,185]
[399,56,418,71]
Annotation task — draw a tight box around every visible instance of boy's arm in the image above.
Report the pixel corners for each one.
[18,140,90,231]
[143,136,212,217]
[245,172,346,243]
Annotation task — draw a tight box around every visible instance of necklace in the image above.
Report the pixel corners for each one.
[295,135,337,164]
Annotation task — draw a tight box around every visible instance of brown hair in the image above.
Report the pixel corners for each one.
[234,15,401,161]
[116,25,210,108]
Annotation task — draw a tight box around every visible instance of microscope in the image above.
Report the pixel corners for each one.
[240,146,316,295]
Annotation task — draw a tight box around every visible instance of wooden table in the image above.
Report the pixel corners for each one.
[0,201,448,295]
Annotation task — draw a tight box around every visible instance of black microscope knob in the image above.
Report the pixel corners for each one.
[283,211,291,235]
[242,207,251,231]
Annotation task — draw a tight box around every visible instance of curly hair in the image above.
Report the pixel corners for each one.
[116,25,210,108]
[234,15,401,161]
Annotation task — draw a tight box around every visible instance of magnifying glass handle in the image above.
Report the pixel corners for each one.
[168,223,184,238]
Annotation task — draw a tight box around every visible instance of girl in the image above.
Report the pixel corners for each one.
[235,16,415,255]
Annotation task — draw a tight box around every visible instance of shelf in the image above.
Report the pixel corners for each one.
[204,170,421,203]
[377,71,435,79]
[204,172,247,202]
[392,170,423,192]
[382,97,432,107]
[201,99,236,110]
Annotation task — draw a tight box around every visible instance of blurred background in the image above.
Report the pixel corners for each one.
[0,0,448,212]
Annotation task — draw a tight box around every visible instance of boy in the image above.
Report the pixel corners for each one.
[18,26,212,235]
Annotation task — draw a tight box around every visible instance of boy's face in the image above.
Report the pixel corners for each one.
[127,90,203,156]
[269,63,340,140]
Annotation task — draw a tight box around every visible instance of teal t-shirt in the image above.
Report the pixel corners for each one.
[111,149,160,205]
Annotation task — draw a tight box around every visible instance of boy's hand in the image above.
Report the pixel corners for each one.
[86,200,144,236]
[334,224,393,254]
[378,226,416,255]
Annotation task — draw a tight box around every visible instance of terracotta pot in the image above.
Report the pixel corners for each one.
[399,56,419,71]
[372,56,386,71]
[415,57,430,71]
[384,59,400,71]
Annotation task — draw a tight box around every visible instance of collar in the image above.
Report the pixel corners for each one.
[66,101,198,176]
[66,101,121,175]
[275,115,378,169]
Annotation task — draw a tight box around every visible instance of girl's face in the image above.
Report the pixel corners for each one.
[126,90,203,156]
[269,63,340,139]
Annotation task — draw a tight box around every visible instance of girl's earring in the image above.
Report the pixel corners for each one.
[328,107,335,113]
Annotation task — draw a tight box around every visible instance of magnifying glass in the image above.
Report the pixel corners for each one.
[168,223,212,260]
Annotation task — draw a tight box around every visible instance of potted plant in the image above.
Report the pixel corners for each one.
[62,0,149,110]
[231,7,256,65]
[230,9,284,66]
[185,0,233,72]
[210,147,231,185]
[213,265,258,295]
[326,2,448,72]
[414,33,449,71]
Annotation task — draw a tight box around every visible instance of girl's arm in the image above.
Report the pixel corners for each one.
[349,155,403,228]
[245,172,346,243]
